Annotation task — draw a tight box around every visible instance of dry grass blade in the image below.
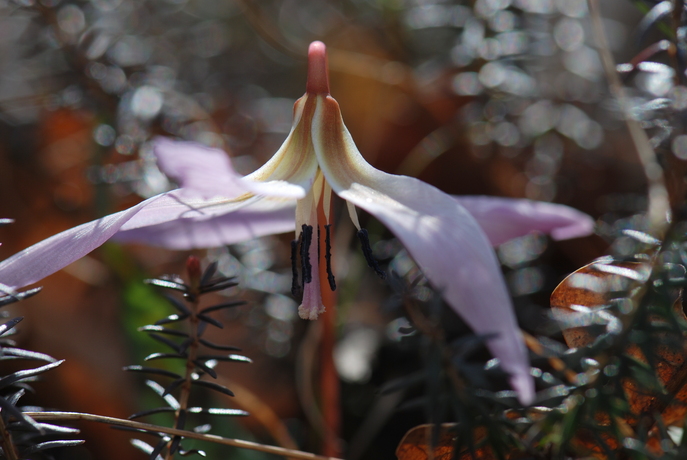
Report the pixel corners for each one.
[24,412,342,460]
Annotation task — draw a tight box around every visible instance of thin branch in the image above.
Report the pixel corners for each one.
[0,413,19,460]
[215,376,300,451]
[587,0,679,385]
[401,296,469,402]
[24,412,343,460]
[670,0,683,83]
[588,0,670,239]
[235,0,304,59]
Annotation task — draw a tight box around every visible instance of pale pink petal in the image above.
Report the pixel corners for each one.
[0,195,162,290]
[0,128,313,288]
[115,198,296,250]
[154,137,306,199]
[455,196,595,246]
[313,96,533,404]
[119,191,255,230]
[241,178,307,199]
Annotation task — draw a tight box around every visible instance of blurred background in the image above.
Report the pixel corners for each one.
[0,0,673,458]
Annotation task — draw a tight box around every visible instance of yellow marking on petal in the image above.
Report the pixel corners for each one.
[245,96,318,189]
[311,171,325,215]
[311,96,376,190]
[296,181,318,235]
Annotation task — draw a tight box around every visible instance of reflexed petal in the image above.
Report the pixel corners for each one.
[0,196,162,289]
[154,137,306,199]
[123,120,318,235]
[245,96,319,194]
[455,196,595,246]
[0,123,315,287]
[115,198,296,250]
[313,96,533,403]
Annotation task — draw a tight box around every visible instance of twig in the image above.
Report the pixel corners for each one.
[215,376,300,451]
[670,0,683,83]
[401,296,468,404]
[235,0,303,59]
[23,412,343,460]
[0,412,19,460]
[587,0,677,390]
[588,0,670,239]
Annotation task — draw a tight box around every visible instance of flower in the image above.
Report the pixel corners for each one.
[0,41,595,404]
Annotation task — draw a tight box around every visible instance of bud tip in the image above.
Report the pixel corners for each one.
[306,41,330,95]
[186,255,201,288]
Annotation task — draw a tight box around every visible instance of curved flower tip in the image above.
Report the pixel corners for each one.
[154,137,241,200]
[306,41,330,95]
[312,96,534,403]
[511,371,535,405]
[455,196,595,247]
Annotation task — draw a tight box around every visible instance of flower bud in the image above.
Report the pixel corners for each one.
[186,255,202,289]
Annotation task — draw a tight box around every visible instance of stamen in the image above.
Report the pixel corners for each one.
[322,181,333,224]
[317,225,321,260]
[325,224,336,291]
[358,228,386,280]
[300,224,314,284]
[347,201,361,230]
[290,239,302,298]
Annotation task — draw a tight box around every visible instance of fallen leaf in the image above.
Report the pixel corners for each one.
[395,424,528,460]
[551,261,687,456]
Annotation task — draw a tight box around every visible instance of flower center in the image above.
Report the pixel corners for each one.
[290,222,336,298]
[290,194,387,305]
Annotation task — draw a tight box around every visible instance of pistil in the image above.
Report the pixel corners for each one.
[300,224,314,284]
[298,222,324,320]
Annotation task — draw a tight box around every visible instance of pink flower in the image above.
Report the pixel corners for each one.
[0,42,595,404]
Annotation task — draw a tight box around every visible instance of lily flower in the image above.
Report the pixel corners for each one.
[0,42,595,404]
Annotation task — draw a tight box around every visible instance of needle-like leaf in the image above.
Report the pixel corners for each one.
[197,339,241,351]
[139,325,189,338]
[145,279,189,293]
[0,360,64,390]
[190,380,234,397]
[123,366,183,380]
[199,301,246,315]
